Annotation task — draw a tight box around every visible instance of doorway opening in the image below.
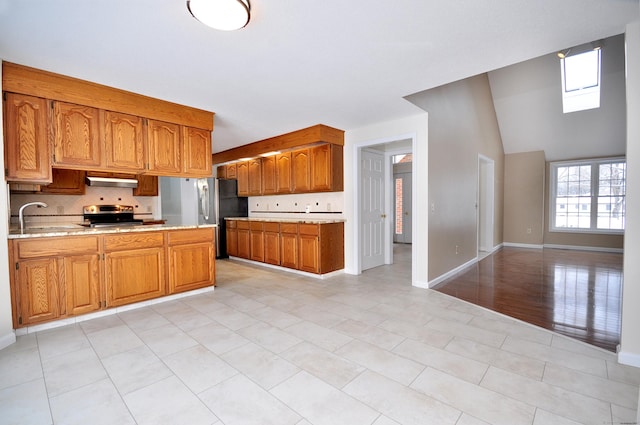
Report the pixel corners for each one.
[477,155,495,259]
[356,138,414,275]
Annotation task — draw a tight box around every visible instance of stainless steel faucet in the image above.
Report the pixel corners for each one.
[18,201,48,234]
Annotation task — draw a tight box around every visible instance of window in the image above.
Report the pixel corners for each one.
[561,49,601,113]
[550,158,625,233]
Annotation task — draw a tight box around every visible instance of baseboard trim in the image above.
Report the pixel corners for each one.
[412,279,429,289]
[229,256,344,279]
[618,350,640,368]
[503,242,544,249]
[428,257,478,288]
[543,244,624,253]
[0,331,16,351]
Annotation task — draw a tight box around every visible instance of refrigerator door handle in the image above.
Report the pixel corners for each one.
[201,185,209,221]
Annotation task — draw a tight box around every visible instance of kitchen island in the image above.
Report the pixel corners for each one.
[8,224,216,332]
[224,217,344,276]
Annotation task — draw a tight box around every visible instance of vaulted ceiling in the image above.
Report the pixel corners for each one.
[0,1,637,153]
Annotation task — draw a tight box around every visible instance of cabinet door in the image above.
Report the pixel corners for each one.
[169,242,214,293]
[63,254,101,316]
[146,120,181,175]
[264,231,280,265]
[292,148,311,192]
[103,111,145,171]
[52,101,102,168]
[216,165,227,179]
[133,174,158,196]
[40,169,86,195]
[4,93,51,183]
[237,228,250,259]
[183,127,212,176]
[236,161,249,196]
[280,232,298,269]
[249,222,264,262]
[226,224,238,256]
[276,152,292,194]
[226,163,237,179]
[105,247,165,307]
[298,234,319,273]
[310,143,332,191]
[16,258,59,325]
[248,158,262,196]
[261,156,277,195]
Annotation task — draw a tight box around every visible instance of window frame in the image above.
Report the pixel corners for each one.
[549,157,625,235]
[560,49,602,114]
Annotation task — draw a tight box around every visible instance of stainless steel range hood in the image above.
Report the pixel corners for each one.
[85,176,138,188]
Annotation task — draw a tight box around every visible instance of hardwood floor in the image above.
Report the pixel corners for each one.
[433,247,623,352]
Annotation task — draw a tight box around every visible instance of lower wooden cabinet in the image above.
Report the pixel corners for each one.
[167,228,215,294]
[226,220,238,256]
[9,227,215,328]
[226,220,344,274]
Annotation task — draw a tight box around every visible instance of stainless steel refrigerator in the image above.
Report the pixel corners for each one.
[160,177,248,258]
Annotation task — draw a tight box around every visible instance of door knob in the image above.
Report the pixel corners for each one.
[404,211,409,216]
[381,214,387,218]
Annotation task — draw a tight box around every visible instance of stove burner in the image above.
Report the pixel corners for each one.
[82,204,143,227]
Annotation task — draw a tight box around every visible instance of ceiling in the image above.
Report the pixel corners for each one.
[0,1,638,154]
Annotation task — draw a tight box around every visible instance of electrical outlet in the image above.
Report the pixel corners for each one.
[431,203,435,212]
[56,206,64,214]
[455,245,459,255]
[527,228,532,234]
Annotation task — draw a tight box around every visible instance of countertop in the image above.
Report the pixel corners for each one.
[8,223,217,239]
[224,217,345,224]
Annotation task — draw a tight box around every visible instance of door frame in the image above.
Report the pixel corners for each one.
[353,135,416,275]
[477,154,495,254]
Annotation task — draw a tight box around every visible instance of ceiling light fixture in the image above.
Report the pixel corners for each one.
[187,0,251,31]
[557,49,571,59]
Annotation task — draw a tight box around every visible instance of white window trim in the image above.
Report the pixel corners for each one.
[560,49,601,114]
[549,157,625,235]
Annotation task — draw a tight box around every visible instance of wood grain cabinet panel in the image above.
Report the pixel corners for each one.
[183,126,212,176]
[226,220,238,256]
[105,247,165,307]
[236,221,250,259]
[103,111,145,171]
[169,242,215,293]
[276,152,292,194]
[16,258,59,325]
[40,168,85,195]
[298,233,320,273]
[264,222,281,265]
[310,143,343,191]
[291,148,311,192]
[236,161,249,197]
[133,174,158,196]
[261,156,277,195]
[146,119,181,175]
[3,93,51,183]
[52,101,102,168]
[248,158,262,196]
[225,163,237,179]
[63,254,101,316]
[280,230,298,269]
[249,221,264,262]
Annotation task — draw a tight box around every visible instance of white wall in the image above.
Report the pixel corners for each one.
[344,113,429,287]
[619,21,640,368]
[0,62,15,349]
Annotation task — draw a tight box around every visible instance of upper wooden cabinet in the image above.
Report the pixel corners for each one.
[3,62,214,182]
[40,169,86,195]
[276,152,292,194]
[292,148,311,193]
[103,111,145,172]
[3,93,51,183]
[261,155,277,195]
[133,174,158,196]
[248,158,262,196]
[183,127,212,177]
[52,101,102,169]
[146,120,181,175]
[311,143,343,192]
[236,161,249,197]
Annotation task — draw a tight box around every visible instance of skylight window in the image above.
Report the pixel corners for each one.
[560,49,601,113]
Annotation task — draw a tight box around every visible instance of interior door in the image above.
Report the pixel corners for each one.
[394,172,412,243]
[361,149,385,270]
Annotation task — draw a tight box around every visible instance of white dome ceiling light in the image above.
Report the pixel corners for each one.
[187,0,251,31]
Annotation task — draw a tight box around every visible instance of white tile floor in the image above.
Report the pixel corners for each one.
[1,244,639,425]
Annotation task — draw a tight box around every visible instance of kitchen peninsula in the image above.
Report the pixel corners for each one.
[8,224,216,330]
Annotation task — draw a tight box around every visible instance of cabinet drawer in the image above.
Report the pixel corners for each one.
[226,220,237,229]
[237,221,250,230]
[263,222,280,233]
[15,236,100,258]
[298,224,319,236]
[104,232,164,252]
[167,228,214,245]
[250,221,264,231]
[280,223,298,234]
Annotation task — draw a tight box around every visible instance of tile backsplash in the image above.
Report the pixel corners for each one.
[248,192,344,220]
[9,186,159,227]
